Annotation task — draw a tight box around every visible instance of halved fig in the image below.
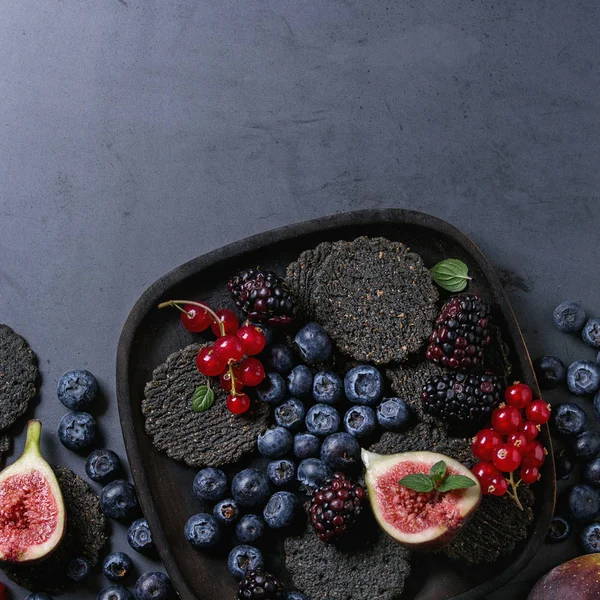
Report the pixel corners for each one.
[362,449,481,550]
[0,420,66,563]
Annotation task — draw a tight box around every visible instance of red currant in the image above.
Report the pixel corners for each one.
[492,444,522,472]
[506,432,528,451]
[472,462,500,488]
[524,441,546,467]
[211,309,239,336]
[227,393,251,414]
[491,405,523,434]
[520,421,540,441]
[196,346,226,377]
[238,357,265,387]
[220,367,244,393]
[486,474,509,496]
[213,335,245,363]
[472,429,503,461]
[505,382,533,409]
[180,304,212,332]
[520,464,540,484]
[236,326,266,356]
[526,400,551,424]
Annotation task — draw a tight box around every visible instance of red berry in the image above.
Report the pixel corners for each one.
[491,405,523,434]
[0,582,6,600]
[472,429,503,461]
[238,357,265,387]
[236,325,266,356]
[526,400,551,424]
[211,309,239,336]
[520,421,540,441]
[524,441,546,467]
[472,462,500,488]
[227,393,251,414]
[220,367,244,393]
[492,444,522,472]
[213,335,245,363]
[196,346,226,377]
[506,432,528,451]
[180,303,212,332]
[520,464,540,484]
[486,474,509,496]
[505,382,533,409]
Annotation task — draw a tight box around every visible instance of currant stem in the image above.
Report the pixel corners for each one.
[228,363,238,396]
[158,300,225,336]
[508,471,524,511]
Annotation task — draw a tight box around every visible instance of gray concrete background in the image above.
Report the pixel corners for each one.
[1,0,599,598]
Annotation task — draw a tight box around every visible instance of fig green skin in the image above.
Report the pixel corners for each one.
[528,554,600,600]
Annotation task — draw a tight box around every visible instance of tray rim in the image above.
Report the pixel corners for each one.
[116,208,556,600]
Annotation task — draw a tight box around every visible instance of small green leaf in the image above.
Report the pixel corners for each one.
[430,460,447,483]
[192,385,215,413]
[398,474,435,493]
[430,259,471,292]
[438,475,477,492]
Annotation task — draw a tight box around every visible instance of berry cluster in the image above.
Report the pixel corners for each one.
[471,382,551,508]
[159,299,267,415]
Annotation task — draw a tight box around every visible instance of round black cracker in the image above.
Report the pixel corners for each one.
[0,324,38,431]
[3,466,107,594]
[284,517,411,600]
[143,343,270,468]
[286,237,439,365]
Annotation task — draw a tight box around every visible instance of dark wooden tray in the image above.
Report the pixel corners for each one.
[116,209,556,600]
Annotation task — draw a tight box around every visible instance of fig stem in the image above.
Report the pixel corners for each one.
[24,420,42,457]
[507,471,524,511]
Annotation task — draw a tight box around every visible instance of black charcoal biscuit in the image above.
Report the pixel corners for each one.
[0,324,38,431]
[286,237,439,365]
[284,519,411,600]
[3,466,107,593]
[143,343,270,468]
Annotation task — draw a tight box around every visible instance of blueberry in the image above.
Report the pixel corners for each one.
[236,514,265,544]
[293,433,320,460]
[583,318,600,349]
[97,585,133,600]
[554,301,586,333]
[227,545,264,579]
[377,398,411,432]
[103,552,134,581]
[57,369,98,410]
[546,516,572,543]
[598,350,600,364]
[184,513,221,548]
[294,322,332,364]
[584,459,600,488]
[551,403,587,438]
[287,365,313,397]
[66,556,91,582]
[258,426,293,458]
[267,459,296,487]
[568,484,600,522]
[343,406,377,438]
[128,518,154,554]
[595,392,600,422]
[192,467,228,502]
[275,398,305,431]
[256,372,287,405]
[567,360,600,395]
[320,432,361,472]
[100,480,139,521]
[58,411,97,452]
[555,451,575,480]
[213,498,240,525]
[312,371,343,405]
[134,572,174,600]
[581,522,600,553]
[287,594,308,600]
[266,344,295,374]
[297,458,333,492]
[344,365,383,406]
[263,491,298,528]
[86,449,122,484]
[534,356,567,390]
[26,596,54,600]
[231,468,271,507]
[573,431,600,462]
[305,404,340,436]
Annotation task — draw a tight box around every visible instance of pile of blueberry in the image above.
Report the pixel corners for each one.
[537,302,600,552]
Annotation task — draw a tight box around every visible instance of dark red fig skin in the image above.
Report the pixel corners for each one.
[528,554,600,600]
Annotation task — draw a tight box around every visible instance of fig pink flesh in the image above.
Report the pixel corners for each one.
[0,470,59,561]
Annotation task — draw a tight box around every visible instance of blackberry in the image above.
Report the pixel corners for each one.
[426,293,491,370]
[228,269,297,326]
[421,373,502,431]
[237,569,285,600]
[309,472,366,542]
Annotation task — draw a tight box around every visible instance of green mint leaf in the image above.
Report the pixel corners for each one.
[192,385,215,413]
[430,460,447,483]
[398,474,435,493]
[430,259,471,292]
[438,475,477,492]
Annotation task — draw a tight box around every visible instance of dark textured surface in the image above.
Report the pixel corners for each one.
[143,343,270,467]
[1,1,599,598]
